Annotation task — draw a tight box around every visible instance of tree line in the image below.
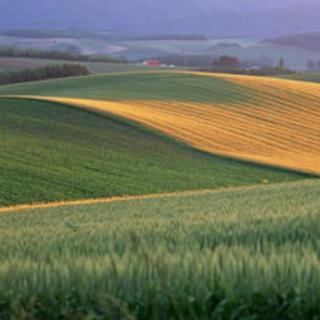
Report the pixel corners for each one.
[156,54,294,75]
[0,47,127,63]
[202,56,293,76]
[0,29,111,40]
[0,64,91,85]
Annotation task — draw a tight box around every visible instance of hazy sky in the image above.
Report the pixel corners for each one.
[1,0,319,37]
[0,0,320,13]
[193,0,319,11]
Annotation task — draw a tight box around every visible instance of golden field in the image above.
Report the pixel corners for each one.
[4,71,320,175]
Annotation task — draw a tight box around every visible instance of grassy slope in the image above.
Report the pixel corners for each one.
[2,71,320,174]
[0,72,250,103]
[4,70,319,174]
[0,179,319,318]
[1,98,304,207]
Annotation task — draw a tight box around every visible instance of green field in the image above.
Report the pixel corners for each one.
[0,179,319,319]
[3,70,320,105]
[1,70,319,319]
[0,98,304,207]
[0,72,252,102]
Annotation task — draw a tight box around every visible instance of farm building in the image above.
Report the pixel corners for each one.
[142,59,161,67]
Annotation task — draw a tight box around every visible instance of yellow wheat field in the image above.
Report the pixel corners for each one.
[4,72,320,175]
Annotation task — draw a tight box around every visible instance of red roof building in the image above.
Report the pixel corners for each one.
[143,59,161,67]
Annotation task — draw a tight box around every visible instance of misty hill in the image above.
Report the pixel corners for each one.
[1,1,320,37]
[266,33,320,52]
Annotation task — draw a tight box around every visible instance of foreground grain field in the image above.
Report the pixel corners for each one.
[0,179,319,319]
[1,70,320,319]
[5,69,319,174]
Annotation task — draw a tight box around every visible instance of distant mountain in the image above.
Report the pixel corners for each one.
[265,33,320,52]
[1,0,320,37]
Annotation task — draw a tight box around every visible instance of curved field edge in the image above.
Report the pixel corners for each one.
[1,98,305,208]
[0,179,307,214]
[2,69,320,96]
[5,94,320,176]
[1,179,320,319]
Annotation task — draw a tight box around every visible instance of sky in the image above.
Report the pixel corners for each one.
[0,0,319,37]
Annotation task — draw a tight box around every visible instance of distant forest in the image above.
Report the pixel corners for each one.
[0,29,111,40]
[0,64,91,85]
[0,47,127,63]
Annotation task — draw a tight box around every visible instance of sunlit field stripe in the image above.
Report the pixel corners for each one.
[2,94,320,175]
[2,71,320,175]
[137,100,319,152]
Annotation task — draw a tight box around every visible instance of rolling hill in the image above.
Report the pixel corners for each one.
[1,71,319,176]
[1,97,301,207]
